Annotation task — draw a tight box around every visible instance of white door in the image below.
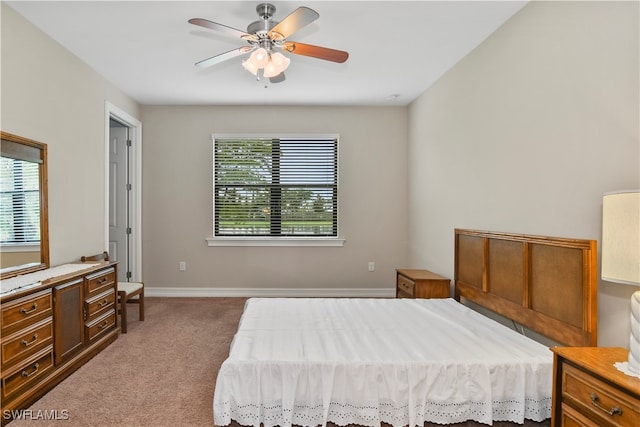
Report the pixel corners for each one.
[109,119,130,282]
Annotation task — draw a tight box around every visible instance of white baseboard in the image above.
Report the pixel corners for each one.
[144,287,396,298]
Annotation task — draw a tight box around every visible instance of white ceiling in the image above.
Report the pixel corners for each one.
[6,0,528,106]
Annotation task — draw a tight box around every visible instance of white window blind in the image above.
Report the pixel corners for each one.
[0,157,41,244]
[214,136,338,237]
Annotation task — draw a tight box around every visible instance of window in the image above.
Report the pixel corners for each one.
[212,135,338,241]
[0,157,40,244]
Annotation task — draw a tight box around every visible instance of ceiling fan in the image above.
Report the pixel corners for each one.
[188,3,349,83]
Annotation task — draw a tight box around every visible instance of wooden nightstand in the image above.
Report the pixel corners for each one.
[551,346,640,427]
[396,269,450,299]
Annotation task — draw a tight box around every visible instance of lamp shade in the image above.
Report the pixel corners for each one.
[602,190,640,285]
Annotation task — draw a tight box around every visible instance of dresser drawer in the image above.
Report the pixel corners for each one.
[1,318,53,370]
[85,310,116,343]
[397,274,415,296]
[562,362,639,427]
[85,268,116,298]
[85,288,116,321]
[1,346,54,401]
[561,403,600,427]
[1,289,52,335]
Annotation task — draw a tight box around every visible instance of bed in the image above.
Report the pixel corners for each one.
[213,229,598,427]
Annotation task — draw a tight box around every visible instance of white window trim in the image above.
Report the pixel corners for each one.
[206,236,345,247]
[207,133,344,247]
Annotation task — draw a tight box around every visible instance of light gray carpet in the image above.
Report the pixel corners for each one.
[9,297,247,427]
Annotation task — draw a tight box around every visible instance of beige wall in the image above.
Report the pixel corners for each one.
[141,105,408,293]
[1,4,141,265]
[408,1,639,347]
[1,2,409,295]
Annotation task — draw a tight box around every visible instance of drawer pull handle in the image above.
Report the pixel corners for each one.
[21,362,40,378]
[19,303,38,315]
[98,278,107,284]
[98,299,109,308]
[98,320,109,330]
[21,333,38,347]
[590,393,622,417]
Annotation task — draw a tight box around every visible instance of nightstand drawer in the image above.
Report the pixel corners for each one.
[397,275,415,296]
[562,362,639,427]
[396,269,450,299]
[561,403,600,427]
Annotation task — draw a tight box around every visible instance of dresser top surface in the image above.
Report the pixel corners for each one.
[0,261,114,302]
[552,346,640,395]
[397,269,450,281]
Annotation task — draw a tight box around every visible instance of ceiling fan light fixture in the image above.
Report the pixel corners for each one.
[189,3,349,82]
[263,52,290,77]
[242,59,259,75]
[248,47,270,68]
[271,51,290,69]
[263,53,290,78]
[263,62,280,78]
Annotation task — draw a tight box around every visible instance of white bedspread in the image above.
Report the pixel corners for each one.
[213,298,552,427]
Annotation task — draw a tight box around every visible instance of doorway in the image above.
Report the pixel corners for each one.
[105,102,142,283]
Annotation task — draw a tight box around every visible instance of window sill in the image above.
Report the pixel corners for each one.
[206,236,346,247]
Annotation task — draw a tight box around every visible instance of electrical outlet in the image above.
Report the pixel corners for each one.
[368,261,375,272]
[179,261,186,271]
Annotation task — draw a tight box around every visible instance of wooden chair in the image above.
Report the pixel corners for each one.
[80,251,144,333]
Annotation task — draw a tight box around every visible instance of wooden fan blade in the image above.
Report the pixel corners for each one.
[188,18,256,41]
[269,7,319,39]
[195,47,252,69]
[282,42,349,63]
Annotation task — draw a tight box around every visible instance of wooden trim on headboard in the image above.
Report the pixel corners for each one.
[454,229,598,347]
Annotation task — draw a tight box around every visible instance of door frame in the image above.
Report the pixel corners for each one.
[104,101,142,282]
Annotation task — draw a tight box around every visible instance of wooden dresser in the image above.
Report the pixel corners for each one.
[551,346,640,427]
[0,262,118,424]
[396,269,451,299]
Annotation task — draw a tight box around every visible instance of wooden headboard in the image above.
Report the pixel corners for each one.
[454,229,597,347]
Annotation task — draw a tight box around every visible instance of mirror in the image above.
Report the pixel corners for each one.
[0,131,49,279]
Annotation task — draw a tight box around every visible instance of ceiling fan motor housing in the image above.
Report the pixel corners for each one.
[256,3,276,20]
[248,3,278,36]
[247,19,278,35]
